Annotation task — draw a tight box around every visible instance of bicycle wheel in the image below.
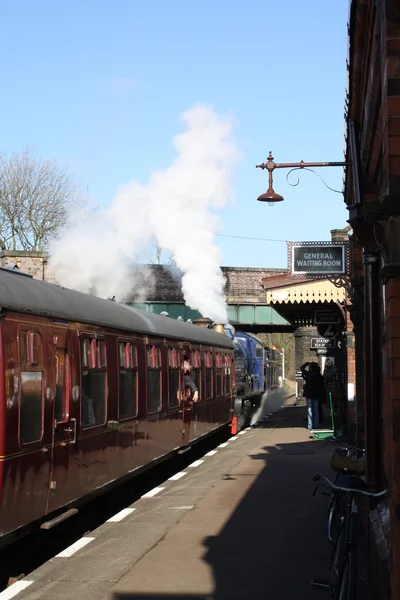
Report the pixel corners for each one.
[328,493,339,544]
[330,520,347,583]
[335,548,357,600]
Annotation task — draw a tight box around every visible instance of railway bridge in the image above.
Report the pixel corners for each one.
[124,264,346,336]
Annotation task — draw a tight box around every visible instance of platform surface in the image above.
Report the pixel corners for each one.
[7,386,338,600]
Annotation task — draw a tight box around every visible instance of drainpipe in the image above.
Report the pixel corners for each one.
[363,251,382,489]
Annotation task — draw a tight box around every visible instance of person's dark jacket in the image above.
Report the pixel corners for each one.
[301,363,325,400]
[184,373,198,394]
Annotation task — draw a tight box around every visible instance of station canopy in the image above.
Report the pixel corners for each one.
[262,275,346,327]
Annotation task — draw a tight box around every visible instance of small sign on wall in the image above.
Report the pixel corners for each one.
[310,338,335,349]
[314,310,340,324]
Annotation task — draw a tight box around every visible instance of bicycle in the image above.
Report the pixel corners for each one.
[325,444,365,544]
[311,473,387,600]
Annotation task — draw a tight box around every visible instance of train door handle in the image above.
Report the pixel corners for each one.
[63,418,77,445]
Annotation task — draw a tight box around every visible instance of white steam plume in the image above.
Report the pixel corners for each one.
[49,104,240,323]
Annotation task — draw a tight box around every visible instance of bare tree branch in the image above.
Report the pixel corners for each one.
[150,243,176,265]
[0,146,79,251]
[150,243,164,265]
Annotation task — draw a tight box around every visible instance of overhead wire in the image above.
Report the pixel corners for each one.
[215,233,288,243]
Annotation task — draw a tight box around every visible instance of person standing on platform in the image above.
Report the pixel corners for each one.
[301,361,325,430]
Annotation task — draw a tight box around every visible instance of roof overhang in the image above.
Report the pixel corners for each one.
[264,278,346,327]
[265,279,346,305]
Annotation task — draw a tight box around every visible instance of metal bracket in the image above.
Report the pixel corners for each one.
[326,276,353,300]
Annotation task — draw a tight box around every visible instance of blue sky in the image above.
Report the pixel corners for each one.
[1,0,350,269]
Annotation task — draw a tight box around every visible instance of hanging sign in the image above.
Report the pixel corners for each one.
[291,243,346,275]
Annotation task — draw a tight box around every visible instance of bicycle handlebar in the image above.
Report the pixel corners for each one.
[313,473,388,498]
[322,436,364,453]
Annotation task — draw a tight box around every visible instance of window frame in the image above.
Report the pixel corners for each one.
[54,347,71,424]
[224,353,232,397]
[18,327,44,447]
[215,352,224,398]
[146,344,162,414]
[205,350,213,400]
[117,339,138,421]
[191,349,202,402]
[168,346,181,409]
[80,334,108,429]
[18,327,44,368]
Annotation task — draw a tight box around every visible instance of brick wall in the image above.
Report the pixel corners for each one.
[385,2,400,195]
[0,250,47,280]
[0,250,286,305]
[345,2,400,596]
[222,267,287,303]
[125,265,287,303]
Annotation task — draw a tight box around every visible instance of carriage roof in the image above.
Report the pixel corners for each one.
[0,268,233,348]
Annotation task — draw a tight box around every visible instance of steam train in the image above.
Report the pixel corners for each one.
[226,328,280,429]
[0,266,280,547]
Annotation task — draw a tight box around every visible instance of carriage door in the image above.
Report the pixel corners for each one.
[181,345,192,445]
[47,330,77,513]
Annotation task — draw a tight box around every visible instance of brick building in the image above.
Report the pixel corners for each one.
[0,250,53,282]
[0,249,286,305]
[344,0,400,597]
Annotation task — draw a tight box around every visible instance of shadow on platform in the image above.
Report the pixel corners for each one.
[254,403,332,432]
[111,406,333,600]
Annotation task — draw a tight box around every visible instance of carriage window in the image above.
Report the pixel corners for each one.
[20,371,43,444]
[224,354,232,395]
[19,331,27,365]
[216,353,223,397]
[81,337,107,429]
[191,350,202,401]
[205,351,213,400]
[55,349,70,422]
[147,345,162,413]
[19,330,43,366]
[168,348,180,408]
[118,341,137,419]
[256,346,264,358]
[98,340,106,367]
[81,338,95,368]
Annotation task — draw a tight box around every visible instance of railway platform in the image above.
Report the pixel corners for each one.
[6,386,350,600]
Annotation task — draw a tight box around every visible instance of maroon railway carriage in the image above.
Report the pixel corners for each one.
[0,267,235,546]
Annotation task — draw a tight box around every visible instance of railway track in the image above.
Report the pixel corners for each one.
[0,427,230,592]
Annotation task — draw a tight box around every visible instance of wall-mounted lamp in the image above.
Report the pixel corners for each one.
[256,151,352,205]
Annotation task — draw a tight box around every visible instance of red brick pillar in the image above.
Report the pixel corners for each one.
[384,1,400,195]
[382,3,400,595]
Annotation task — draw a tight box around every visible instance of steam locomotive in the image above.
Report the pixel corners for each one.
[226,328,280,429]
[0,266,280,547]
